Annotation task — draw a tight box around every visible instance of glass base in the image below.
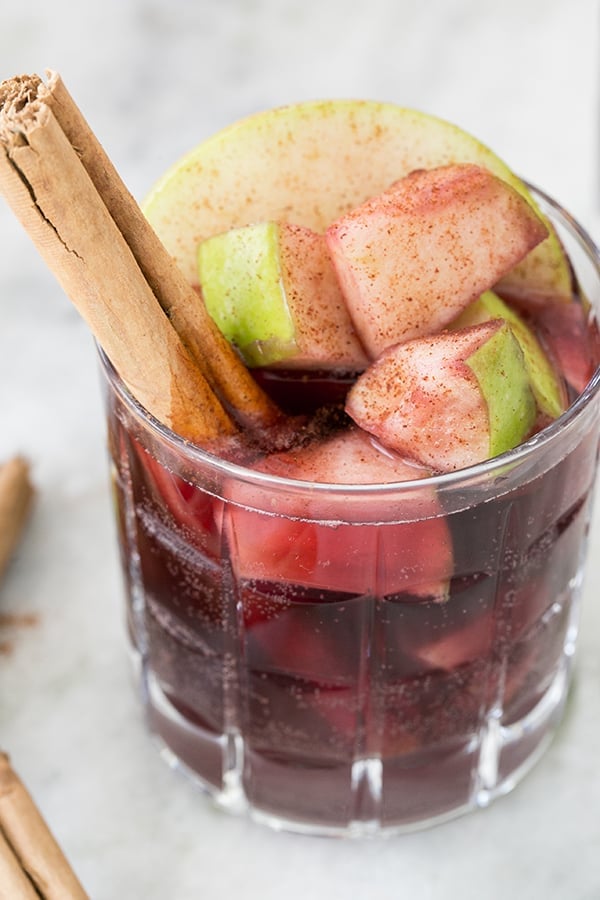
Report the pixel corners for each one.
[131,646,573,838]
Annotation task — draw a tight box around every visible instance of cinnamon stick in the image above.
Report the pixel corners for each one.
[0,457,34,584]
[0,752,89,899]
[0,71,280,435]
[0,830,40,899]
[43,71,280,432]
[0,74,234,444]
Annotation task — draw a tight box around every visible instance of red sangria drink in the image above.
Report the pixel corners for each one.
[102,102,600,835]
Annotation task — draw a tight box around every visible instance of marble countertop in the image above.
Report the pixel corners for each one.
[2,1,600,897]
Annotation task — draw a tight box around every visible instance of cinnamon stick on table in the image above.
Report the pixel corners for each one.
[0,457,34,585]
[0,753,88,899]
[0,71,279,444]
[0,829,40,900]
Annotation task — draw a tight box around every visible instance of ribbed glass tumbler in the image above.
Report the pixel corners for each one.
[102,187,600,836]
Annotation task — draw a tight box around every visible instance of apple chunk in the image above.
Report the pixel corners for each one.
[325,164,548,359]
[197,221,368,369]
[345,321,537,473]
[450,291,567,420]
[227,427,453,601]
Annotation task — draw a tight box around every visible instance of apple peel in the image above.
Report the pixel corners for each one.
[346,321,537,473]
[197,221,368,370]
[451,291,568,420]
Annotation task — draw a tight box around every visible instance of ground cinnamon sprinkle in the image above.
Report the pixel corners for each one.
[0,612,39,657]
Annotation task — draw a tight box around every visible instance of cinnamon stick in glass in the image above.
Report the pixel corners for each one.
[0,73,234,444]
[0,457,34,584]
[0,753,89,899]
[0,71,280,437]
[41,71,281,432]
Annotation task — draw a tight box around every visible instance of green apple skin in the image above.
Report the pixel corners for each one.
[198,222,296,367]
[345,320,536,473]
[451,291,567,419]
[197,221,368,369]
[143,101,571,305]
[465,322,537,458]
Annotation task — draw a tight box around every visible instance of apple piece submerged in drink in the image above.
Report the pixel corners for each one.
[107,101,600,832]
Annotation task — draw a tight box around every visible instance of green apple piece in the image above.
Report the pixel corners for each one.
[346,320,536,473]
[143,101,571,305]
[197,221,368,369]
[198,222,293,367]
[451,291,567,419]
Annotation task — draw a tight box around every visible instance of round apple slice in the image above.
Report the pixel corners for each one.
[143,100,571,305]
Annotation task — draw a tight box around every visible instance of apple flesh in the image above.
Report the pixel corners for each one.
[345,320,537,473]
[227,427,453,601]
[450,290,567,420]
[197,221,368,369]
[143,100,571,306]
[325,164,548,359]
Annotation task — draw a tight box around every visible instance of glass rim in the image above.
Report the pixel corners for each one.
[100,182,600,497]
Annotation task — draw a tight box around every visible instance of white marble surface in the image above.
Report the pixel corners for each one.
[2,1,600,897]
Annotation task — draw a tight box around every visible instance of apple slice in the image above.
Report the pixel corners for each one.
[143,100,571,306]
[414,610,494,671]
[450,291,567,420]
[325,164,548,358]
[346,320,537,473]
[226,427,453,601]
[197,221,368,369]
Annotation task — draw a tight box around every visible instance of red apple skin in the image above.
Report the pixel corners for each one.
[325,163,548,359]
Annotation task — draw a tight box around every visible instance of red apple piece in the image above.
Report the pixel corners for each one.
[226,427,453,601]
[415,611,494,671]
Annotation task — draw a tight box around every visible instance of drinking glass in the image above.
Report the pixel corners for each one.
[101,186,600,836]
